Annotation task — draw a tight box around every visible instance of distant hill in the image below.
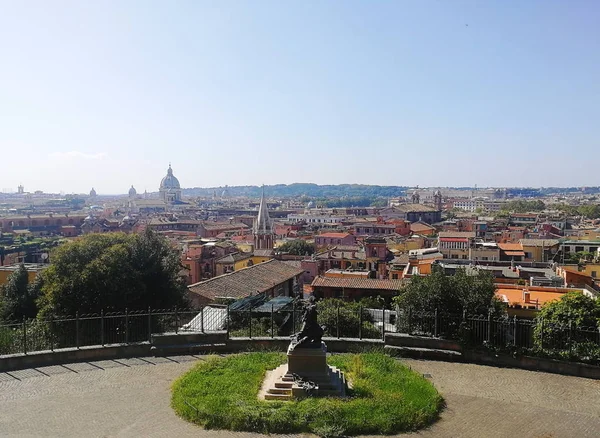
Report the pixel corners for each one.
[182,183,410,198]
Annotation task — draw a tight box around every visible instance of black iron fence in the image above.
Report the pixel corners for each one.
[1,305,599,364]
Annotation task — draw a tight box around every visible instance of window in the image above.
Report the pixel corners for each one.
[592,271,597,278]
[462,255,468,259]
[392,273,398,279]
[575,246,584,253]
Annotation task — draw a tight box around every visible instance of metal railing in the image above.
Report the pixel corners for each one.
[1,304,599,364]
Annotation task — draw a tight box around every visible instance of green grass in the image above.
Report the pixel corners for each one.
[171,352,443,437]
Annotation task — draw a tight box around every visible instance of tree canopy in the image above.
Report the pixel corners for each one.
[0,264,42,321]
[37,230,188,318]
[536,292,600,328]
[393,266,500,315]
[277,239,314,256]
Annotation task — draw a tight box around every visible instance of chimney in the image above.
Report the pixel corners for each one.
[523,289,531,304]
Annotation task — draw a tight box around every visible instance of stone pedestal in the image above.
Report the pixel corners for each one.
[259,342,347,401]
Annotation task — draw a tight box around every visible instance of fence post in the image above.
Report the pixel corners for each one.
[200,306,204,333]
[336,304,340,339]
[292,301,296,334]
[174,307,178,334]
[148,307,152,343]
[226,305,230,340]
[487,309,492,344]
[249,309,252,339]
[125,308,130,344]
[407,307,412,335]
[22,317,27,355]
[271,303,274,338]
[100,309,105,346]
[539,317,544,352]
[434,308,439,338]
[569,320,573,356]
[381,307,386,341]
[359,306,363,340]
[513,315,518,347]
[50,316,54,352]
[76,311,80,349]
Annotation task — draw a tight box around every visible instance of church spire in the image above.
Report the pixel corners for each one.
[254,185,272,234]
[253,185,274,251]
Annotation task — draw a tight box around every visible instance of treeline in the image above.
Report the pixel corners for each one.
[551,204,600,219]
[0,230,188,322]
[183,183,408,198]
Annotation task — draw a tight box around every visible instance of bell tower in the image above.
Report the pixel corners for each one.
[253,186,274,250]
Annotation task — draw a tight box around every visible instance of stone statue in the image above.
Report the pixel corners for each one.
[289,296,324,351]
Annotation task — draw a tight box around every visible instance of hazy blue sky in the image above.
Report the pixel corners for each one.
[1,1,598,194]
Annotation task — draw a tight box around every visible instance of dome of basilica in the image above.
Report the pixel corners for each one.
[160,164,180,190]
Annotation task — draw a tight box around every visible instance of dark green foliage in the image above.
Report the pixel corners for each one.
[394,266,500,315]
[37,230,188,318]
[0,264,42,321]
[277,239,314,256]
[534,292,600,362]
[551,203,600,219]
[171,352,443,436]
[502,199,546,213]
[317,299,381,339]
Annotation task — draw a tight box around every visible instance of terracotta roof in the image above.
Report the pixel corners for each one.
[438,231,476,238]
[317,233,352,238]
[439,237,469,242]
[311,276,405,291]
[215,252,253,264]
[496,287,572,308]
[410,222,436,232]
[504,250,526,257]
[200,222,249,230]
[498,243,524,251]
[188,259,303,300]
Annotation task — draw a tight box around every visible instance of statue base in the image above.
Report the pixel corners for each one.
[259,342,348,401]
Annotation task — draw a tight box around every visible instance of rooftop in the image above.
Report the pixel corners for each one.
[188,259,303,301]
[311,276,405,291]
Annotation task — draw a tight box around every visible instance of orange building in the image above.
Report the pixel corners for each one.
[495,284,581,318]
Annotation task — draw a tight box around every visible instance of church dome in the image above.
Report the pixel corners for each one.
[129,185,137,197]
[90,188,97,197]
[160,164,180,190]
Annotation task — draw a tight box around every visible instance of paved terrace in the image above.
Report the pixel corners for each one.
[0,355,599,437]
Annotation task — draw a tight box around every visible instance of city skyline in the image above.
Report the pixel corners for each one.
[2,1,599,193]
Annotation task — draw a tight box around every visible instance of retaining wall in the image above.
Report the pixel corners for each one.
[1,333,598,380]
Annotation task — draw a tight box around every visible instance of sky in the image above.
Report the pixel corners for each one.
[1,1,599,194]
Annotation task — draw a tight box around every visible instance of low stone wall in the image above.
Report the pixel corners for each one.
[463,350,600,380]
[385,333,462,352]
[0,343,151,373]
[1,333,599,380]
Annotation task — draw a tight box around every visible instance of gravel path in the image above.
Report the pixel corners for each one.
[0,355,598,437]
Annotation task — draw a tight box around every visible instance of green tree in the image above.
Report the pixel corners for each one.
[37,230,188,318]
[534,292,600,361]
[394,266,499,315]
[277,239,314,256]
[577,204,600,219]
[316,299,381,339]
[0,264,41,321]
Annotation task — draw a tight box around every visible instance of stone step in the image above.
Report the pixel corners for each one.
[274,382,293,388]
[264,393,293,401]
[267,387,292,395]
